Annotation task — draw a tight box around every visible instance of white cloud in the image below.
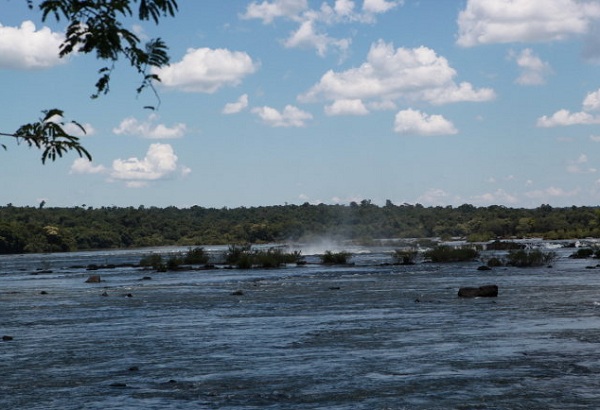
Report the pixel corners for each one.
[42,113,94,137]
[223,94,249,114]
[283,19,351,57]
[70,158,106,175]
[325,99,369,116]
[509,48,552,85]
[393,109,457,136]
[153,48,258,93]
[590,135,600,142]
[300,41,494,105]
[363,0,402,14]
[457,0,600,47]
[583,89,600,111]
[471,189,519,205]
[0,21,64,69]
[537,110,600,127]
[525,186,581,199]
[243,0,401,56]
[110,143,184,187]
[416,188,458,206]
[113,115,186,139]
[421,82,495,105]
[62,122,95,137]
[567,154,596,174]
[252,105,313,127]
[368,100,397,111]
[538,88,600,127]
[241,0,308,23]
[131,24,148,41]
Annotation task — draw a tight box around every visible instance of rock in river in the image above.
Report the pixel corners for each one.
[458,285,498,298]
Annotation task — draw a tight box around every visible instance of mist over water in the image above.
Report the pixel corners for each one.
[2,244,600,409]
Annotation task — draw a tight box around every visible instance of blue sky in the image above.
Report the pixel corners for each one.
[2,0,600,209]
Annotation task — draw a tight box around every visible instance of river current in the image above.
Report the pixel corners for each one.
[2,244,600,409]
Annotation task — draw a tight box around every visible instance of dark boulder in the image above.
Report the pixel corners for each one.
[458,284,498,298]
[85,275,101,283]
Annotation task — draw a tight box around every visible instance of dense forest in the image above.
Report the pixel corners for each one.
[0,201,599,254]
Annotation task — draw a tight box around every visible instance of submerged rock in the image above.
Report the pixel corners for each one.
[2,335,14,341]
[458,284,498,298]
[231,290,244,296]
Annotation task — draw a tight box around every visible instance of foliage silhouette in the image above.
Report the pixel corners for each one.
[4,0,178,161]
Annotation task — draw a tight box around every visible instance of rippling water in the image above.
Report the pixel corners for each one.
[2,245,600,409]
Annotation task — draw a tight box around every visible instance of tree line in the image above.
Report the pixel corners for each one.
[0,202,598,254]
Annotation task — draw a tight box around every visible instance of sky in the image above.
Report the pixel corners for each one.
[2,0,600,209]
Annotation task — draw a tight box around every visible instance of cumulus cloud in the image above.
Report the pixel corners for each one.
[368,100,397,111]
[537,88,600,127]
[299,41,494,106]
[61,122,95,137]
[70,158,106,175]
[241,0,309,23]
[325,99,369,116]
[252,105,313,127]
[0,21,64,69]
[537,110,600,127]
[471,189,519,205]
[567,154,597,174]
[71,144,190,187]
[283,19,351,57]
[242,0,402,56]
[583,89,600,111]
[363,0,401,14]
[223,94,249,114]
[509,48,552,85]
[110,143,185,187]
[153,47,258,93]
[416,188,459,206]
[525,186,580,199]
[113,115,186,139]
[393,109,457,136]
[456,0,600,47]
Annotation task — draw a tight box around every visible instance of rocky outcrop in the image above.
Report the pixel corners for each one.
[458,284,498,298]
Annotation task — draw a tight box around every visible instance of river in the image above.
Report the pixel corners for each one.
[2,244,600,409]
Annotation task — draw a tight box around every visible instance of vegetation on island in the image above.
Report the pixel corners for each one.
[424,245,479,263]
[320,251,352,265]
[0,202,600,254]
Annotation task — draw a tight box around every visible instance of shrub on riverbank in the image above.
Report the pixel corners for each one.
[183,247,210,264]
[569,248,594,259]
[225,245,302,269]
[506,249,556,267]
[393,249,418,265]
[321,251,352,265]
[139,254,166,271]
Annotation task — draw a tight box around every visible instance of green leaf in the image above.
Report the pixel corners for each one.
[11,109,92,164]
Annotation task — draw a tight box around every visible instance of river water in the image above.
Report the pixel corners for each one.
[2,244,600,409]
